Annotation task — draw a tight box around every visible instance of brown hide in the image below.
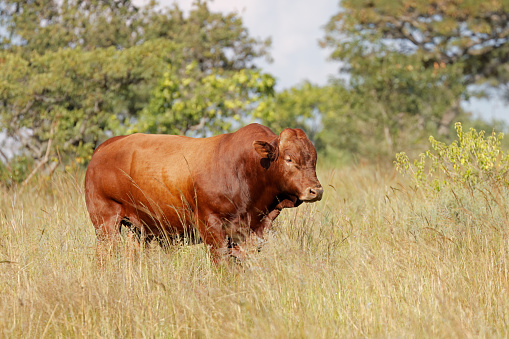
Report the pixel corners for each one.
[84,123,323,262]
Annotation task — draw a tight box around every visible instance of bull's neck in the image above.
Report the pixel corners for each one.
[249,157,284,211]
[216,132,283,209]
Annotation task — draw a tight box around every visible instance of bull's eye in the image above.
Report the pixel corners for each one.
[284,157,292,163]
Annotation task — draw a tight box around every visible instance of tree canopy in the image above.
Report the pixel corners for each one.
[321,0,509,132]
[323,0,509,85]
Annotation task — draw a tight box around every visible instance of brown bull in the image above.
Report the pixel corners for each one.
[84,123,323,263]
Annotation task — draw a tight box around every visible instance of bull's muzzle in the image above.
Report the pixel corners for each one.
[300,185,324,202]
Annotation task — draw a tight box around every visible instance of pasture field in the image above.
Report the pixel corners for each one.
[0,164,508,338]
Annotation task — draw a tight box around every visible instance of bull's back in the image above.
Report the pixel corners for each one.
[124,134,218,210]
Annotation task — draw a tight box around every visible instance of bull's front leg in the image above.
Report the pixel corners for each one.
[254,209,281,238]
[221,215,257,263]
[228,212,277,262]
[253,196,300,238]
[197,213,229,265]
[229,231,266,262]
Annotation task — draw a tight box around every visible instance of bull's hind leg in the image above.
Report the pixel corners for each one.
[198,214,229,265]
[86,198,124,265]
[120,214,148,259]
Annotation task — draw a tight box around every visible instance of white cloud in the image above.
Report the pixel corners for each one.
[134,0,340,89]
[225,0,339,89]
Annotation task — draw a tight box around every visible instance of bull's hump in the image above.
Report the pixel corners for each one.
[237,123,275,135]
[93,135,131,154]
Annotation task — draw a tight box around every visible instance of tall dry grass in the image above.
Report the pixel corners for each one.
[0,164,508,338]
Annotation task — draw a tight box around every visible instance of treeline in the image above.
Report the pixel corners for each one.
[0,0,508,184]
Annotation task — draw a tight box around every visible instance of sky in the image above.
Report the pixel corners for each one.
[139,0,509,123]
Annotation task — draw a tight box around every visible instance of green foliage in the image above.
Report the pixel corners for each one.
[0,0,270,72]
[142,0,271,71]
[0,0,145,53]
[260,82,334,141]
[349,53,465,124]
[395,123,509,236]
[0,40,172,173]
[136,62,275,136]
[395,123,509,191]
[461,117,509,150]
[322,0,509,88]
[338,52,465,158]
[262,72,463,164]
[0,155,32,184]
[0,0,272,183]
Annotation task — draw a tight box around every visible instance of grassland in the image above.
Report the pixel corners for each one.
[0,164,508,338]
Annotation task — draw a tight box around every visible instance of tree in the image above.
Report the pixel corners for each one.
[137,62,275,136]
[0,40,173,183]
[345,52,465,155]
[260,82,325,142]
[142,0,271,72]
[322,0,509,135]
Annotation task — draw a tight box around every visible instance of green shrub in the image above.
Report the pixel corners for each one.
[395,122,509,192]
[395,122,509,232]
[0,156,34,186]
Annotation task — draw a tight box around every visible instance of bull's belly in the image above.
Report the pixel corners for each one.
[123,197,196,237]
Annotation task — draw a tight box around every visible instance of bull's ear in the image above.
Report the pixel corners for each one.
[253,140,276,161]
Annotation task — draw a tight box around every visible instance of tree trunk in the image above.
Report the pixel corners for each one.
[438,101,460,136]
[383,124,393,155]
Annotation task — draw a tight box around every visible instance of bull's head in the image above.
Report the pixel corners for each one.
[253,128,323,203]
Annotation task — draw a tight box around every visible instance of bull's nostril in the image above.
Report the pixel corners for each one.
[309,188,317,195]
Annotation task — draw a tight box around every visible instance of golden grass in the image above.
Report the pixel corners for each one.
[0,165,508,338]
